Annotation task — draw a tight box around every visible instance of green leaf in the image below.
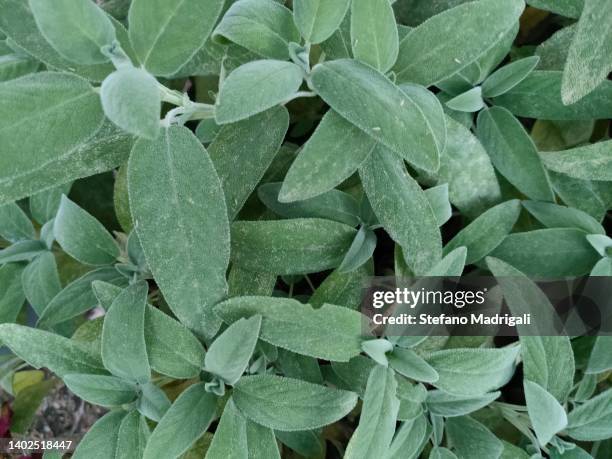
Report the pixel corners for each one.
[72,410,127,459]
[490,228,599,277]
[21,252,61,316]
[1,118,132,207]
[215,296,363,362]
[320,13,352,59]
[444,200,521,264]
[279,110,377,202]
[540,140,612,181]
[209,106,289,219]
[350,0,398,73]
[205,315,261,385]
[522,200,604,235]
[527,0,583,17]
[446,416,503,459]
[586,336,612,374]
[0,323,106,377]
[310,262,373,310]
[0,53,38,82]
[128,126,230,336]
[293,0,350,44]
[215,60,302,124]
[0,72,105,205]
[29,182,72,225]
[436,115,501,218]
[427,390,501,417]
[388,348,439,383]
[477,107,553,201]
[0,202,34,242]
[360,145,442,274]
[128,0,224,76]
[206,398,280,459]
[0,240,45,264]
[10,377,57,434]
[142,383,222,459]
[277,349,323,384]
[345,366,400,459]
[145,306,206,379]
[388,414,431,459]
[38,267,126,328]
[100,67,160,139]
[566,389,612,441]
[311,59,442,172]
[426,246,467,277]
[430,447,458,459]
[482,56,540,98]
[230,218,356,275]
[500,440,531,459]
[492,71,612,120]
[29,0,115,64]
[338,226,377,273]
[259,182,360,226]
[101,282,150,383]
[0,263,25,324]
[212,0,300,60]
[427,346,519,396]
[54,195,118,266]
[446,87,485,113]
[136,381,171,422]
[524,380,567,446]
[233,375,358,431]
[393,0,524,86]
[64,373,138,407]
[116,411,150,459]
[561,0,612,104]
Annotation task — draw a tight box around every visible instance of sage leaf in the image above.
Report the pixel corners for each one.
[21,252,61,316]
[338,226,377,273]
[54,195,119,266]
[586,336,612,374]
[0,263,25,324]
[63,373,138,407]
[477,107,553,201]
[215,296,363,362]
[482,56,540,98]
[430,447,458,459]
[350,0,399,73]
[230,219,356,275]
[393,0,524,86]
[540,140,612,181]
[38,267,126,328]
[427,346,519,396]
[427,390,501,417]
[72,410,127,459]
[426,247,467,277]
[29,0,115,65]
[566,389,612,441]
[0,202,34,243]
[212,0,300,60]
[116,411,149,459]
[388,348,439,383]
[446,87,485,113]
[128,126,230,336]
[29,182,72,225]
[490,228,599,277]
[0,53,38,82]
[0,72,105,205]
[487,257,575,402]
[101,282,150,383]
[524,380,567,446]
[136,382,171,422]
[100,67,160,139]
[344,366,400,459]
[522,200,604,235]
[293,0,350,44]
[444,200,521,264]
[360,145,442,274]
[527,0,583,17]
[561,0,612,104]
[388,414,431,459]
[0,240,46,264]
[143,383,217,459]
[446,416,503,459]
[259,182,360,226]
[311,59,441,172]
[0,323,105,377]
[279,110,377,202]
[215,60,303,124]
[204,315,261,385]
[209,106,289,219]
[128,0,224,76]
[233,375,358,431]
[310,262,373,310]
[492,71,612,120]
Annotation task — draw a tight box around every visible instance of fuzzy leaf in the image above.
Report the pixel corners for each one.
[293,0,350,44]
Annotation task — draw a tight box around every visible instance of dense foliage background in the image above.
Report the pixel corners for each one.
[0,0,611,457]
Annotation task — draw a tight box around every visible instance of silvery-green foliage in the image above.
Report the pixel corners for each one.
[0,0,611,457]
